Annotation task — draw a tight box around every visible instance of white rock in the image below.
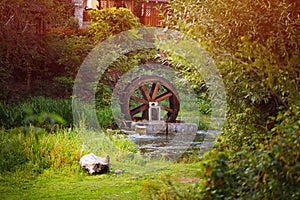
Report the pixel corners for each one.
[114,169,123,175]
[80,153,110,175]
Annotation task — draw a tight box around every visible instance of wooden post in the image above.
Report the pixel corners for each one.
[131,0,134,13]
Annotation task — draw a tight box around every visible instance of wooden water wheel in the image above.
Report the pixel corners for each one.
[120,75,180,122]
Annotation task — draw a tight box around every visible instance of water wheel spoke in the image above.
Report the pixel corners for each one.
[150,82,160,101]
[139,84,151,101]
[155,91,173,102]
[130,96,148,104]
[121,75,180,123]
[160,105,173,113]
[130,104,148,116]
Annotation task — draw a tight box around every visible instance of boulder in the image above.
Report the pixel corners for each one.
[80,153,110,175]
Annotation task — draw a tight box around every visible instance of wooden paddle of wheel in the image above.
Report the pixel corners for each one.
[120,75,180,122]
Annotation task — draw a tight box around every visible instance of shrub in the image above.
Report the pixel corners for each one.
[142,112,300,199]
[165,0,300,150]
[53,34,93,79]
[140,0,300,199]
[198,110,300,199]
[88,7,142,42]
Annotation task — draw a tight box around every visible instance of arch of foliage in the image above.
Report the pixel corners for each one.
[142,0,300,199]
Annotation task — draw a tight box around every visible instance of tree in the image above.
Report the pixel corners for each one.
[144,0,300,199]
[165,0,300,149]
[0,0,76,98]
[86,7,144,107]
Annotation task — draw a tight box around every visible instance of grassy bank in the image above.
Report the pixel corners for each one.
[1,161,200,200]
[0,127,201,199]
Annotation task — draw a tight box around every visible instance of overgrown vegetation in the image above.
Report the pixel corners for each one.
[0,0,88,99]
[141,0,300,199]
[0,124,203,200]
[0,124,142,175]
[88,7,142,42]
[0,96,116,130]
[1,0,299,199]
[0,128,82,175]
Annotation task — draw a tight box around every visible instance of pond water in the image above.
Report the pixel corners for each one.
[129,130,221,160]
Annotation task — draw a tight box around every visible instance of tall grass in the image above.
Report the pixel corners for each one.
[0,96,72,128]
[0,127,83,175]
[0,96,115,129]
[0,95,142,177]
[77,122,144,165]
[0,125,142,177]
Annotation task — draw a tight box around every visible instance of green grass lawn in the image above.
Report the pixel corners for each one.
[0,161,200,200]
[0,125,202,199]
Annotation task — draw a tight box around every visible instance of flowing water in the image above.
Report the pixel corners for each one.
[129,130,220,160]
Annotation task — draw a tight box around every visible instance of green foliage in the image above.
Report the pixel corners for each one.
[52,34,93,79]
[96,106,115,129]
[0,96,72,129]
[24,111,66,132]
[0,4,143,101]
[87,8,145,109]
[0,0,93,100]
[199,113,300,199]
[80,129,140,165]
[88,7,142,42]
[0,127,82,175]
[53,76,75,96]
[85,8,145,108]
[166,0,300,53]
[166,0,300,149]
[95,48,160,107]
[142,113,299,199]
[0,96,119,129]
[0,125,141,177]
[0,0,77,93]
[137,0,300,199]
[1,152,201,200]
[27,31,93,98]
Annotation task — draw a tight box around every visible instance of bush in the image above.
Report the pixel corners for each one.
[166,0,300,150]
[199,110,300,199]
[88,7,142,42]
[140,0,300,199]
[51,33,93,79]
[142,111,300,199]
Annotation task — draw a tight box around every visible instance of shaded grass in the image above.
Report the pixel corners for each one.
[0,96,72,128]
[0,96,116,129]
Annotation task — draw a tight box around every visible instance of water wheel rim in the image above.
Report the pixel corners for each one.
[120,75,180,122]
